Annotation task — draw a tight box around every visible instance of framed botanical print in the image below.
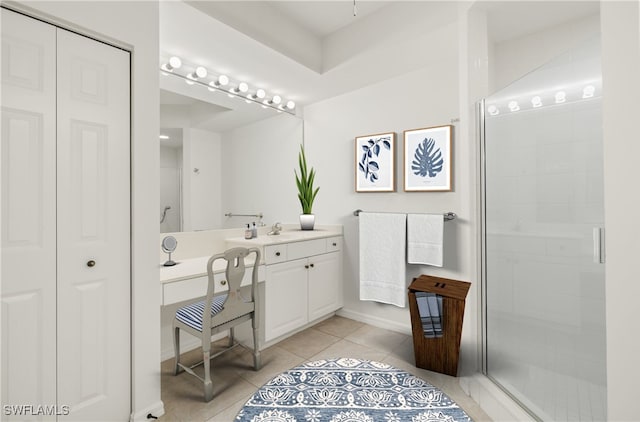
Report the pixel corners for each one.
[355,132,396,192]
[403,125,452,192]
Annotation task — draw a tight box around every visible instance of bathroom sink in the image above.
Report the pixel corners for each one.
[226,228,336,247]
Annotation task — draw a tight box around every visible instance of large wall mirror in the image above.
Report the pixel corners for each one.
[159,74,303,233]
[159,1,305,234]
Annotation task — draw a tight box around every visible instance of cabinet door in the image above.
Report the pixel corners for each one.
[1,9,58,418]
[56,29,130,421]
[265,259,308,342]
[308,251,342,321]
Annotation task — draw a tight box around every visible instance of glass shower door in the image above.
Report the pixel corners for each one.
[482,38,606,421]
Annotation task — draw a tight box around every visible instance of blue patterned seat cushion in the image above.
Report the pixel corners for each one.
[175,294,227,332]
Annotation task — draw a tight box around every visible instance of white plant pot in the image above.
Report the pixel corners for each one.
[300,214,315,230]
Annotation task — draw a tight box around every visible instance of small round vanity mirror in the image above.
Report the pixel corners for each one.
[161,235,178,266]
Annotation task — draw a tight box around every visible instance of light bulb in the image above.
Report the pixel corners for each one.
[250,89,266,100]
[187,66,207,81]
[583,85,595,99]
[555,91,566,104]
[161,56,182,72]
[271,95,282,105]
[196,66,207,78]
[285,100,296,110]
[531,96,542,108]
[487,105,499,116]
[508,101,520,112]
[232,82,249,94]
[217,75,229,86]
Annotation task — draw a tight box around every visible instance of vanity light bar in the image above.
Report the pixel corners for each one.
[159,56,297,116]
[485,81,601,116]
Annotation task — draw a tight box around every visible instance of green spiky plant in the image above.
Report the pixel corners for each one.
[295,145,319,215]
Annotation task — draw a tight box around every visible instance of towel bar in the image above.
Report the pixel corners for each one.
[225,212,264,219]
[353,209,456,221]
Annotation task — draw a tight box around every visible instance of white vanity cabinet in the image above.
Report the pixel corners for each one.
[263,236,343,342]
[265,259,309,340]
[307,251,342,321]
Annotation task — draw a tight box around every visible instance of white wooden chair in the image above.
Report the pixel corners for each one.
[173,247,261,401]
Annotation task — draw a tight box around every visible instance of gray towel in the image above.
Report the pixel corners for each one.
[415,292,443,338]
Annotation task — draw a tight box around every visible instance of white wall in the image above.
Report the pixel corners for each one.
[491,14,600,92]
[183,128,222,231]
[601,2,640,420]
[302,23,473,356]
[221,114,303,228]
[5,1,163,420]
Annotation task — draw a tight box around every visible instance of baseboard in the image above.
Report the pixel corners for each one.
[130,400,165,422]
[336,308,412,336]
[461,373,535,422]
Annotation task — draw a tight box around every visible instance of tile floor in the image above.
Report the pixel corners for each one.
[160,316,491,421]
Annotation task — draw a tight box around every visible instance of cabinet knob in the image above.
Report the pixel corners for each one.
[310,263,315,268]
[305,264,309,269]
[332,242,337,246]
[275,252,281,257]
[220,280,227,285]
[87,260,96,268]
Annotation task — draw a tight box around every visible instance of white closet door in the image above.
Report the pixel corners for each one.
[55,29,130,420]
[1,9,57,419]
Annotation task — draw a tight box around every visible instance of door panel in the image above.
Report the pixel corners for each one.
[265,259,308,342]
[1,9,57,419]
[308,252,342,321]
[56,28,130,420]
[483,38,606,421]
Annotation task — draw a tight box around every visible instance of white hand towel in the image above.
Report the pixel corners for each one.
[359,212,407,307]
[407,213,444,266]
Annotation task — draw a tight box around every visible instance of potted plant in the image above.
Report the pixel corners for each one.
[295,145,320,230]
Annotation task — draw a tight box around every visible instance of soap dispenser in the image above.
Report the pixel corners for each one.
[244,224,252,239]
[251,222,258,238]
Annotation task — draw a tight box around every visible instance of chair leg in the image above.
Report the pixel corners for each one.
[203,349,213,402]
[228,327,235,347]
[252,323,261,371]
[173,326,183,375]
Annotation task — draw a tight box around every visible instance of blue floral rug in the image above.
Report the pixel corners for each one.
[235,358,472,421]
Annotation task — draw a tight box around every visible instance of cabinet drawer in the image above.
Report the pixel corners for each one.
[162,266,265,306]
[214,266,265,292]
[326,237,342,252]
[163,276,207,305]
[264,245,287,264]
[288,238,326,260]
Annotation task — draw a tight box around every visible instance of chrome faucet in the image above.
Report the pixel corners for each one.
[268,222,282,235]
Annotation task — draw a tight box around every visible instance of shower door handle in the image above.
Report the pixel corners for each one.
[593,227,605,264]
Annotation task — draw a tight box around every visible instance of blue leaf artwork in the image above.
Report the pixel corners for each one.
[412,137,443,178]
[359,136,391,183]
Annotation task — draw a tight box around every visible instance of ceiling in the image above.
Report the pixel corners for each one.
[160,1,601,133]
[269,2,390,37]
[189,1,392,40]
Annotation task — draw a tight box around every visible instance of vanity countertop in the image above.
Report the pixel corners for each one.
[160,229,341,284]
[225,228,342,246]
[160,256,259,283]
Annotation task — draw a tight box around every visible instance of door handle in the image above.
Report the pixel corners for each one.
[593,228,605,264]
